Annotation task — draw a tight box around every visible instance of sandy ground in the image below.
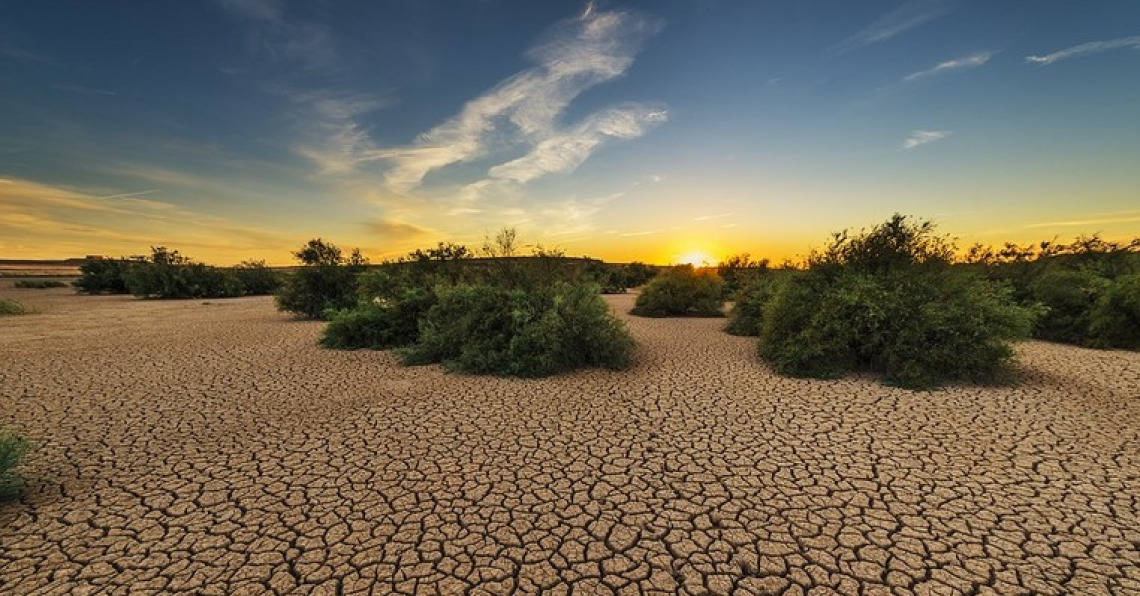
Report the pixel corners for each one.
[1,283,1138,596]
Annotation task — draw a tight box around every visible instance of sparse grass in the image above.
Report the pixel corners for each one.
[13,279,68,289]
[0,432,31,501]
[0,298,32,316]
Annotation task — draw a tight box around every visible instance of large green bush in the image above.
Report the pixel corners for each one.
[1029,269,1108,345]
[400,282,635,377]
[630,265,724,317]
[320,288,436,350]
[0,432,30,501]
[758,215,1039,389]
[724,273,786,336]
[1089,273,1140,349]
[275,239,365,319]
[73,258,136,294]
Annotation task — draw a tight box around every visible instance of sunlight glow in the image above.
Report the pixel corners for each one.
[676,251,715,267]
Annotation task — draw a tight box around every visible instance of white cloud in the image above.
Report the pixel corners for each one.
[362,8,665,193]
[840,0,952,52]
[1026,35,1140,66]
[902,130,951,150]
[904,51,994,81]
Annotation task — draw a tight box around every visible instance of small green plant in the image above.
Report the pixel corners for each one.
[13,279,68,289]
[320,288,436,350]
[631,265,724,317]
[0,432,31,501]
[1088,273,1140,350]
[0,298,32,316]
[275,239,365,319]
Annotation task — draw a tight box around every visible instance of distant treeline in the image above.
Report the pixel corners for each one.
[73,247,280,298]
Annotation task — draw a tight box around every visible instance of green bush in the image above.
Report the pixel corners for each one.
[1030,269,1108,344]
[73,258,136,294]
[275,239,364,319]
[121,247,244,299]
[631,265,724,317]
[717,254,769,298]
[725,273,786,336]
[13,279,68,289]
[320,288,436,350]
[1089,273,1140,349]
[231,260,281,295]
[0,432,30,501]
[400,282,635,377]
[0,298,32,316]
[758,215,1039,389]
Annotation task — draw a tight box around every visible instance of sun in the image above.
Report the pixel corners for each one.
[676,251,715,267]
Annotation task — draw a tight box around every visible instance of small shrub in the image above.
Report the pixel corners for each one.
[717,253,769,298]
[275,239,364,319]
[1030,269,1108,344]
[0,432,31,501]
[631,265,724,317]
[0,298,31,316]
[320,288,436,350]
[231,260,281,295]
[1089,273,1140,349]
[725,273,786,336]
[13,279,68,289]
[73,258,136,294]
[400,282,635,377]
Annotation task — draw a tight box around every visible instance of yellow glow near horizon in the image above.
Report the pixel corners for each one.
[675,251,715,267]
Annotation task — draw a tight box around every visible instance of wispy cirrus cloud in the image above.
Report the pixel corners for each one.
[839,0,953,52]
[362,8,666,194]
[214,0,338,71]
[1026,35,1140,66]
[903,51,994,82]
[902,129,951,150]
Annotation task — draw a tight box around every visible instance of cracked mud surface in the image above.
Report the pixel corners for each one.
[2,285,1139,595]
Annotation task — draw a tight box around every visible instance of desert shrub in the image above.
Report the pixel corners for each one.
[759,215,1039,389]
[725,273,786,336]
[718,253,769,298]
[623,262,659,288]
[1088,274,1140,349]
[0,432,30,501]
[400,282,635,377]
[631,265,724,317]
[320,287,436,350]
[14,279,68,289]
[0,298,32,316]
[275,239,364,319]
[231,260,281,295]
[73,258,136,294]
[1029,269,1109,344]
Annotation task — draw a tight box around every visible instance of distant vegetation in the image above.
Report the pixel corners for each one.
[275,239,367,319]
[963,235,1140,350]
[13,280,68,289]
[318,229,637,377]
[0,298,32,316]
[630,264,724,317]
[0,432,30,501]
[751,215,1040,389]
[73,249,281,299]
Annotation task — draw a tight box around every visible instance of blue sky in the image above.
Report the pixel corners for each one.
[2,0,1138,264]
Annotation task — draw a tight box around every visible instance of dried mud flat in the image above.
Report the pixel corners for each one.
[1,285,1138,596]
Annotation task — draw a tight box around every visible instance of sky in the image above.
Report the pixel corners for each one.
[2,0,1139,265]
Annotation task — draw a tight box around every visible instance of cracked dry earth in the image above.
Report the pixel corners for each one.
[1,285,1139,596]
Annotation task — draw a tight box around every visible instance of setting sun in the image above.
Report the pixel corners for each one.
[676,251,716,267]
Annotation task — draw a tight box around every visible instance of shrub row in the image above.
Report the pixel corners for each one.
[13,280,68,289]
[631,265,724,317]
[74,249,281,299]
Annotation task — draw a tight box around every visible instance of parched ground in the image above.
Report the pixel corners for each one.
[1,284,1138,596]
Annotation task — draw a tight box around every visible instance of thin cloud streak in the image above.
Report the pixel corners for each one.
[904,51,994,81]
[902,130,951,150]
[1026,35,1140,65]
[362,8,665,193]
[840,0,953,52]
